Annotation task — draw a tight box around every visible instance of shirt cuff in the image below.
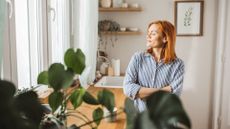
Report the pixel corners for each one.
[130,84,142,100]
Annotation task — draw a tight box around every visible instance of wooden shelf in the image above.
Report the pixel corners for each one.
[99,7,142,12]
[100,31,141,35]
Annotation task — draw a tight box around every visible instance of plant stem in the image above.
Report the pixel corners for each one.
[78,108,124,128]
[67,110,92,123]
[66,114,95,128]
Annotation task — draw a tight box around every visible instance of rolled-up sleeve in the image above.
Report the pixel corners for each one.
[170,62,185,96]
[123,53,141,100]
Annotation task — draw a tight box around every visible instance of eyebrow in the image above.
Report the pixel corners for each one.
[148,30,158,34]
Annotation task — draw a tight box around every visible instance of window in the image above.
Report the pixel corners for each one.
[2,0,48,89]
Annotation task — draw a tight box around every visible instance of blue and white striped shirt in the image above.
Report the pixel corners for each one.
[123,51,185,112]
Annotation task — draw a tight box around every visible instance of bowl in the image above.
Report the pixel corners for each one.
[128,27,138,32]
[130,3,139,8]
[120,27,126,31]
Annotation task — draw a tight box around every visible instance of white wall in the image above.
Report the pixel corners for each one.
[99,0,217,128]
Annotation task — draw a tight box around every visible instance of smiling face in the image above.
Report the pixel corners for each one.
[146,24,166,48]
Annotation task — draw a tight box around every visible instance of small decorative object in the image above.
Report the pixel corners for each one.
[98,20,111,31]
[130,3,139,8]
[100,0,112,8]
[128,27,138,32]
[174,0,204,36]
[120,27,126,32]
[111,58,120,76]
[112,0,123,7]
[121,3,128,8]
[98,20,120,32]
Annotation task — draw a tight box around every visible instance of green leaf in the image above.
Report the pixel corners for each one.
[48,91,64,112]
[64,48,86,74]
[0,80,16,101]
[133,110,157,129]
[48,63,74,91]
[82,91,99,105]
[93,107,103,125]
[14,91,44,126]
[70,88,86,109]
[146,91,191,129]
[124,98,138,129]
[37,71,49,85]
[97,89,115,113]
[68,124,80,129]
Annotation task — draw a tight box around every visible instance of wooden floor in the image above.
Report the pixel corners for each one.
[67,86,127,129]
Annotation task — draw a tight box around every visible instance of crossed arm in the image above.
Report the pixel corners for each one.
[136,86,172,99]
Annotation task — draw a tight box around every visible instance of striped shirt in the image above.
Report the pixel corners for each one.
[123,51,185,112]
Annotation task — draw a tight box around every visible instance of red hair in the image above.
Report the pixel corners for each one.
[147,20,177,64]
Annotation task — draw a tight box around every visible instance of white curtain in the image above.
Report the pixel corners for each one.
[48,0,70,64]
[73,0,98,85]
[0,0,6,75]
[213,0,229,128]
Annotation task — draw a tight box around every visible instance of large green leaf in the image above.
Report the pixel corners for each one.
[48,91,64,112]
[124,98,138,129]
[133,110,157,129]
[14,91,44,126]
[64,48,86,74]
[70,88,86,109]
[0,80,16,101]
[97,89,115,113]
[48,63,74,91]
[93,107,103,125]
[82,91,99,105]
[37,71,49,85]
[0,80,44,129]
[146,91,191,129]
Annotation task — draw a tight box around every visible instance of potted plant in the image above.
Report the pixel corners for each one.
[37,48,116,129]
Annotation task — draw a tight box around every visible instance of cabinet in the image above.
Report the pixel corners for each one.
[99,7,142,35]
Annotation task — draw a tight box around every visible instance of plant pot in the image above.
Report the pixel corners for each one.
[100,0,112,8]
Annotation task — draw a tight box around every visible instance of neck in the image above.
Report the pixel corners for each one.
[151,48,163,62]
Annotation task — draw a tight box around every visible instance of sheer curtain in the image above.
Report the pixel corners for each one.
[48,0,70,64]
[73,0,98,86]
[0,0,6,75]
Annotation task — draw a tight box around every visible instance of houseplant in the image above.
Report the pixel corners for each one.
[37,48,116,129]
[0,80,44,129]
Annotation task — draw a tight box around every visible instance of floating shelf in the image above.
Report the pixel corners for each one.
[100,31,141,35]
[99,7,142,12]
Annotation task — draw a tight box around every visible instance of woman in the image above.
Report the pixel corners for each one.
[123,20,185,112]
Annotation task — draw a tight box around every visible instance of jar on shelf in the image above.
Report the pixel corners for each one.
[100,0,112,8]
[112,0,123,8]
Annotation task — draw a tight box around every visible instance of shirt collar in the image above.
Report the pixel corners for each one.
[144,50,152,57]
[144,50,164,63]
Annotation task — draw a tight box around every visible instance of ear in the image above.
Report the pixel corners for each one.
[163,37,167,43]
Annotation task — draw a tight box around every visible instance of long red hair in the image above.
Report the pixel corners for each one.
[147,20,177,64]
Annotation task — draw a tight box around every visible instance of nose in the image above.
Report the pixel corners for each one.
[146,34,150,39]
